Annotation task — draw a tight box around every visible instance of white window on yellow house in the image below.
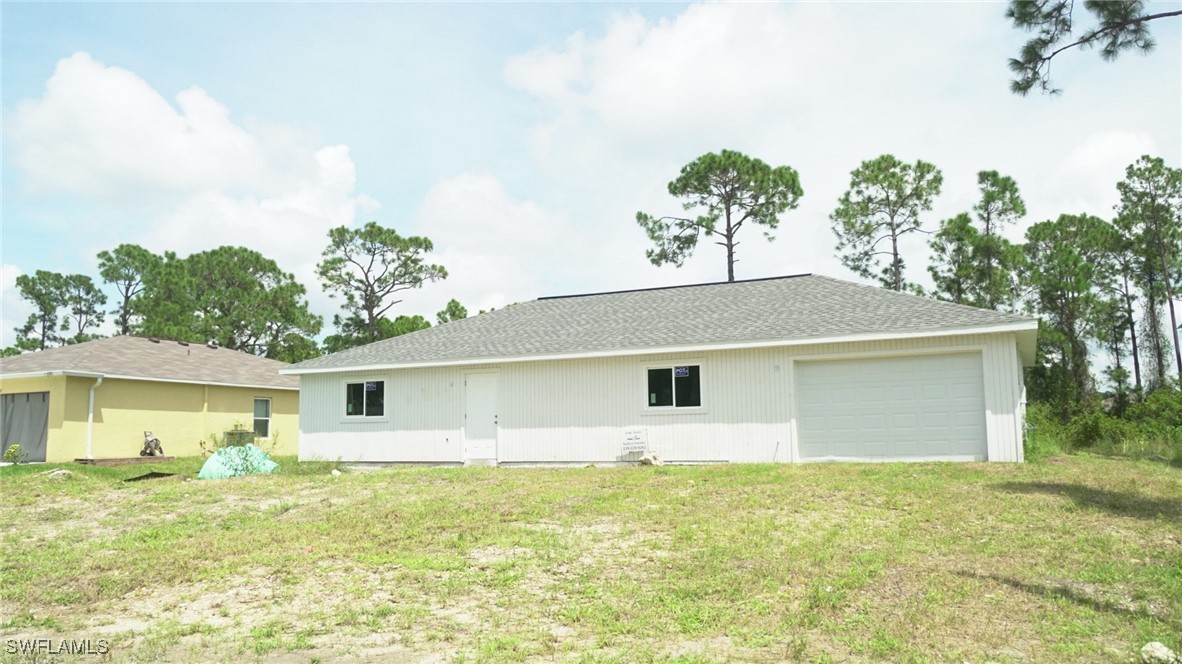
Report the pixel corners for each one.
[253,398,271,439]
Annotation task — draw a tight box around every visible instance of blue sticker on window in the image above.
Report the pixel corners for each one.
[674,366,690,378]
[365,382,378,391]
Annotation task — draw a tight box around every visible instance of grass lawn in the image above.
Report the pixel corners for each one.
[1,456,1179,662]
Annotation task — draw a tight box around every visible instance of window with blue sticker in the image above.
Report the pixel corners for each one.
[646,365,701,408]
[346,380,385,417]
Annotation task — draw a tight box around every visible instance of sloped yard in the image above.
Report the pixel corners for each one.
[1,456,1179,662]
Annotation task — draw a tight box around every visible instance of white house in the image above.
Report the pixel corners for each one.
[283,275,1038,464]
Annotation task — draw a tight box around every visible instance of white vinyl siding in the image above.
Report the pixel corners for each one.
[297,332,1026,464]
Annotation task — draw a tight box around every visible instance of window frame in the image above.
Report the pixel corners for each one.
[641,361,706,415]
[252,397,272,440]
[343,378,388,420]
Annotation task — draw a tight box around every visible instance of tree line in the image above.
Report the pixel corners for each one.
[6,226,468,363]
[9,151,1179,427]
[638,151,1181,421]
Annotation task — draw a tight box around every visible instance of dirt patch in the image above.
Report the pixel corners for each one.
[86,571,277,635]
[469,545,533,566]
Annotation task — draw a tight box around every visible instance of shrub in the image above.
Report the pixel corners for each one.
[1064,410,1130,450]
[1024,390,1181,465]
[1119,388,1182,464]
[1023,402,1065,460]
[2,444,28,465]
[1126,387,1182,427]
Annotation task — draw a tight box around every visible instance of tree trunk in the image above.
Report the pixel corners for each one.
[725,207,735,282]
[119,294,131,335]
[891,233,902,291]
[1166,294,1181,379]
[983,219,995,309]
[1122,276,1142,391]
[1070,320,1091,405]
[1144,288,1167,386]
[1158,247,1182,378]
[726,245,734,282]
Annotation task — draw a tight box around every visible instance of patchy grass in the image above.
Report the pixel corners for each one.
[0,456,1179,662]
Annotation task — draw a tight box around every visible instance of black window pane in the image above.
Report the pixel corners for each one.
[674,365,701,407]
[366,381,385,417]
[346,383,364,416]
[647,369,673,407]
[254,418,269,439]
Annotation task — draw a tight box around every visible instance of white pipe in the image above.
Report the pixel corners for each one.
[86,376,104,459]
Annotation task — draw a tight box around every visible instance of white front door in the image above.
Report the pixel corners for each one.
[463,372,498,463]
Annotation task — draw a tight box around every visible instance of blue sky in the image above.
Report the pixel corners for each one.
[3,2,1180,346]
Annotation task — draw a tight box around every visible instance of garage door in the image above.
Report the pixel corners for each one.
[795,353,986,461]
[1,392,50,463]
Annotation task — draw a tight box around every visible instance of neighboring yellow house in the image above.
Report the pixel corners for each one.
[0,336,298,462]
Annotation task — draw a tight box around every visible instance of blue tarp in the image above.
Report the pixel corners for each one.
[198,443,279,479]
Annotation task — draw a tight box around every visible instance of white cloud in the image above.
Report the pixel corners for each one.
[146,145,379,320]
[9,52,279,198]
[503,2,1181,293]
[397,174,578,318]
[504,4,829,150]
[1,265,30,348]
[5,6,1178,347]
[1035,131,1158,223]
[5,52,377,335]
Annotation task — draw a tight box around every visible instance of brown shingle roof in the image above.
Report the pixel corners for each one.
[0,336,297,389]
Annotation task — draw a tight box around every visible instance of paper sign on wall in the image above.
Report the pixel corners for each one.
[365,382,378,391]
[674,366,690,378]
[622,428,648,454]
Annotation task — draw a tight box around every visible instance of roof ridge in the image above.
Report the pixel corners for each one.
[537,273,814,301]
[809,275,1034,321]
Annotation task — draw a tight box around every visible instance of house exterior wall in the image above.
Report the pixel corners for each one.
[0,375,70,461]
[297,332,1026,464]
[0,375,298,462]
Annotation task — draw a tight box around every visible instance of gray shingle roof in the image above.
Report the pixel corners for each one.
[0,336,297,389]
[286,274,1035,373]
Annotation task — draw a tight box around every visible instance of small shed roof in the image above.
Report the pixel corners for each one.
[285,274,1038,374]
[0,336,297,389]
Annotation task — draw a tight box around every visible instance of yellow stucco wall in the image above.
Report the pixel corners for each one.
[0,375,69,460]
[0,375,298,462]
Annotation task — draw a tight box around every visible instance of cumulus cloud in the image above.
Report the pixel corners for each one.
[396,174,580,317]
[503,2,1181,292]
[1,266,30,347]
[1035,131,1158,224]
[9,52,279,198]
[4,52,377,336]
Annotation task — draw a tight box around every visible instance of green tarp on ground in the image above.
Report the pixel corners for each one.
[198,443,279,479]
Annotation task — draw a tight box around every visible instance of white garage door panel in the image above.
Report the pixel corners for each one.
[796,353,987,461]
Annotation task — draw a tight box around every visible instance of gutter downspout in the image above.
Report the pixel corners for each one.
[86,376,104,459]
